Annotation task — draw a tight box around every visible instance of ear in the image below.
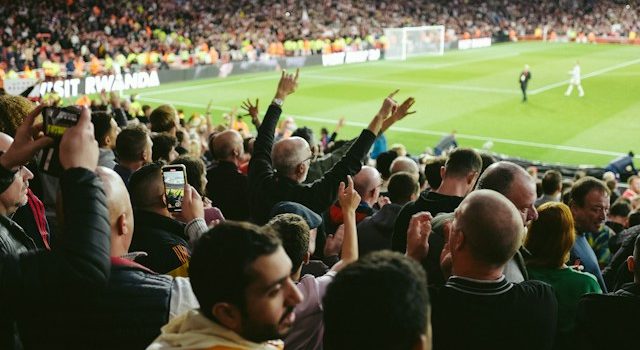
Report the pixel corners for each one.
[412,334,428,350]
[116,213,128,237]
[452,228,465,252]
[439,166,446,180]
[627,256,635,274]
[211,303,242,333]
[466,171,478,186]
[104,135,112,148]
[141,149,149,162]
[303,251,311,265]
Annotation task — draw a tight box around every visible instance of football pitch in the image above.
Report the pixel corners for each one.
[132,42,640,167]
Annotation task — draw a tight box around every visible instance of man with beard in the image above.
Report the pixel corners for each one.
[148,221,303,350]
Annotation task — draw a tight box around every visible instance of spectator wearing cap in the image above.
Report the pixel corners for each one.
[270,201,326,277]
[603,222,640,292]
[576,235,640,350]
[535,170,562,207]
[267,175,361,350]
[358,172,419,256]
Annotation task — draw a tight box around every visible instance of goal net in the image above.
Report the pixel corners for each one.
[383,25,445,60]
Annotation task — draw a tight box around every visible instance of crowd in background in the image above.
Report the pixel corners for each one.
[1,0,639,78]
[0,68,639,349]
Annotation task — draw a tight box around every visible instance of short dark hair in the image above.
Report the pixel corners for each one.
[189,222,281,321]
[375,150,398,180]
[128,162,164,209]
[292,127,314,147]
[323,251,429,350]
[444,148,482,179]
[91,112,114,146]
[541,170,563,195]
[424,156,446,189]
[570,176,610,207]
[629,211,640,228]
[609,200,632,218]
[115,125,149,162]
[151,133,177,162]
[479,152,496,174]
[387,172,419,205]
[266,214,310,272]
[171,155,205,195]
[149,104,176,133]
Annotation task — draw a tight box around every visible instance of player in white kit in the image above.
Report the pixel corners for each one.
[565,61,584,97]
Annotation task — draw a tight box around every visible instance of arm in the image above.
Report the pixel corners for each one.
[180,184,208,246]
[248,70,299,185]
[1,106,110,315]
[301,92,400,212]
[330,176,360,272]
[241,98,261,130]
[406,212,433,262]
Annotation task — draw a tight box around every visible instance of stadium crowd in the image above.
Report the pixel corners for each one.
[1,0,640,78]
[0,66,639,349]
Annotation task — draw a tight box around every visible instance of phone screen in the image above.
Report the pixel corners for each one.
[43,106,81,139]
[163,167,186,212]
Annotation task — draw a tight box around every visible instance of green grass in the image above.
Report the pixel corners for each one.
[131,42,640,167]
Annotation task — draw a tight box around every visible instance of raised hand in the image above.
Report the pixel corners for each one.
[274,68,300,101]
[367,90,399,135]
[440,220,454,279]
[406,212,433,262]
[380,97,415,134]
[181,184,204,222]
[338,175,361,213]
[241,98,261,127]
[0,104,53,171]
[324,224,345,257]
[59,106,99,171]
[109,91,121,108]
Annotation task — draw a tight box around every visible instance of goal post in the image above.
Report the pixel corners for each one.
[383,25,445,60]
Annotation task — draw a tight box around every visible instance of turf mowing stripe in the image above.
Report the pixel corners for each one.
[303,74,518,94]
[137,96,638,159]
[530,57,640,95]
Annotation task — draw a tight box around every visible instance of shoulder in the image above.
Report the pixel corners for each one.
[513,280,556,301]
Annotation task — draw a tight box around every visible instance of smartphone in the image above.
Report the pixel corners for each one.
[39,106,82,176]
[162,164,187,212]
[42,106,82,139]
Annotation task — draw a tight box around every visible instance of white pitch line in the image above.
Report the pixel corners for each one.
[530,57,640,95]
[304,74,517,94]
[138,96,638,159]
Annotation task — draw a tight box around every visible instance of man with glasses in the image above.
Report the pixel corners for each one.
[249,70,416,224]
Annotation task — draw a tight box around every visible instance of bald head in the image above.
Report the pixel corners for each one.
[212,130,243,162]
[272,136,311,182]
[0,132,13,151]
[390,156,419,177]
[354,166,382,206]
[455,189,523,267]
[95,166,134,257]
[476,161,539,225]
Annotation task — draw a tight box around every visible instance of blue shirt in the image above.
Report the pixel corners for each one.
[570,234,608,293]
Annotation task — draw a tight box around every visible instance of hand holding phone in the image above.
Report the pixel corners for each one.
[162,164,187,212]
[39,105,82,176]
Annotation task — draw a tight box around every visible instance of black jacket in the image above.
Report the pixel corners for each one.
[392,191,463,288]
[357,203,403,256]
[248,104,376,224]
[19,257,172,349]
[0,167,111,349]
[206,161,249,221]
[129,210,190,276]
